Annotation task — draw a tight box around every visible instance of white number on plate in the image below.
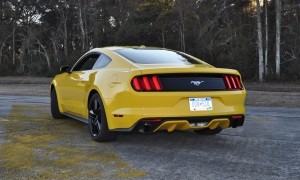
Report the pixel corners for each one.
[189,97,213,111]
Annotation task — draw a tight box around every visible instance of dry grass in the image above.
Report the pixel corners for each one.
[244,82,300,107]
[0,76,51,96]
[0,76,51,84]
[243,82,300,92]
[0,84,49,96]
[246,91,300,107]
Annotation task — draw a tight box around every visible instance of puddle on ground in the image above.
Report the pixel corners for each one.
[0,104,146,179]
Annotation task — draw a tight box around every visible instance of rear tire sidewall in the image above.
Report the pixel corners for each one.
[88,93,117,142]
[50,88,66,119]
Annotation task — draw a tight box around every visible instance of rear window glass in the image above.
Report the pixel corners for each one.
[92,54,112,69]
[115,48,201,64]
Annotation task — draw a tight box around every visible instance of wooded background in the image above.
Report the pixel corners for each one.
[0,0,299,81]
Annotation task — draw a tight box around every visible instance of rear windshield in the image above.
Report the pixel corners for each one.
[115,48,201,64]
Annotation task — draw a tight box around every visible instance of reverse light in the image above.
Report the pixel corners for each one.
[190,122,208,127]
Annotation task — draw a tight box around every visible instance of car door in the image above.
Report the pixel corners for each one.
[59,53,100,116]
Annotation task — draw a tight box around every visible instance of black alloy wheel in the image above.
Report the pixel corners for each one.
[88,93,118,142]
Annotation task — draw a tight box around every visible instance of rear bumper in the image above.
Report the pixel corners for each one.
[133,115,245,133]
[104,89,246,131]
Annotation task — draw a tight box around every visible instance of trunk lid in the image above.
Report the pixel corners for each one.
[130,64,243,91]
[134,64,240,76]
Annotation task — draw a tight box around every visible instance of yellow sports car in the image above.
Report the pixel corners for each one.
[51,46,246,142]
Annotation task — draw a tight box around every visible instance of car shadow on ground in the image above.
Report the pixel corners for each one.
[114,130,238,151]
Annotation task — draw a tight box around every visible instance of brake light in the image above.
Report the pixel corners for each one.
[224,76,232,89]
[131,75,164,91]
[142,76,151,90]
[223,75,243,90]
[132,77,141,91]
[235,76,242,89]
[230,76,237,89]
[152,76,162,91]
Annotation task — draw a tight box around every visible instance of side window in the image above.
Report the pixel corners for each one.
[92,54,112,70]
[72,54,100,71]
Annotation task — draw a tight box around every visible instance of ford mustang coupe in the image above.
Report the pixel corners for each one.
[50,46,246,142]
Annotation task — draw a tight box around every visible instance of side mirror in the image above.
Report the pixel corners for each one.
[60,65,70,73]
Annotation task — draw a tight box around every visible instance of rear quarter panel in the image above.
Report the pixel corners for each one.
[79,49,141,119]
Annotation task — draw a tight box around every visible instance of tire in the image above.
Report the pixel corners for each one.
[194,128,222,135]
[51,88,66,119]
[88,93,118,142]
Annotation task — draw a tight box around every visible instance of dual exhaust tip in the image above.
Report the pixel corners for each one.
[231,115,244,128]
[139,123,153,133]
[138,119,161,133]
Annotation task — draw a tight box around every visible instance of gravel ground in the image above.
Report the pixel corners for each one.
[0,95,299,179]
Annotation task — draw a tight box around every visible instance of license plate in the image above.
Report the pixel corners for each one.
[189,97,213,111]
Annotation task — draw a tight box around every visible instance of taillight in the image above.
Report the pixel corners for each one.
[131,75,164,91]
[223,75,243,90]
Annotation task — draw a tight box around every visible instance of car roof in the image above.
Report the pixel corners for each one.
[89,46,167,52]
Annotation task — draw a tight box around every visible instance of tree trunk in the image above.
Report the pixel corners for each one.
[161,28,165,48]
[264,0,268,77]
[256,0,264,82]
[63,18,68,63]
[36,38,51,70]
[0,34,12,64]
[18,38,27,74]
[57,2,69,63]
[182,18,186,52]
[275,0,282,79]
[51,35,59,63]
[179,10,186,52]
[0,43,4,64]
[78,0,86,51]
[12,21,16,65]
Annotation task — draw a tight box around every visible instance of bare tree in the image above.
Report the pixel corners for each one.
[0,34,12,64]
[35,38,51,70]
[264,0,268,77]
[179,9,186,52]
[0,0,298,80]
[275,0,282,79]
[256,0,264,82]
[78,0,86,51]
[12,21,16,65]
[161,28,166,48]
[18,36,29,74]
[50,32,60,63]
[56,2,69,63]
[175,0,186,52]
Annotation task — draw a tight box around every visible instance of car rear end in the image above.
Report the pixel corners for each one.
[105,48,246,133]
